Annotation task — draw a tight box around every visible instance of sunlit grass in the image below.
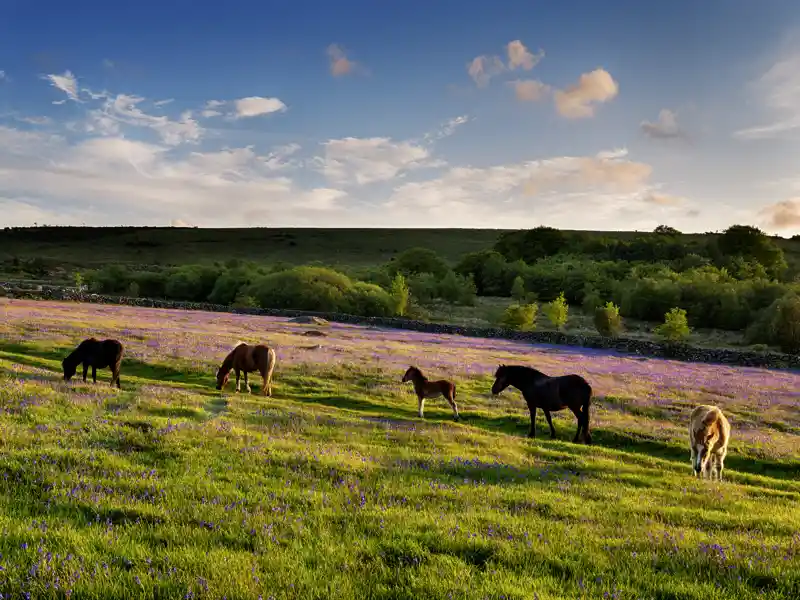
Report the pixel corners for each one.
[0,298,798,598]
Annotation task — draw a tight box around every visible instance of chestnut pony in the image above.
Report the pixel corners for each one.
[491,364,592,443]
[216,341,276,396]
[401,366,459,421]
[688,404,731,480]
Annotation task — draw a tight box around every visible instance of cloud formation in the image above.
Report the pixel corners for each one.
[640,109,685,140]
[759,199,800,229]
[553,68,619,119]
[327,44,359,77]
[45,70,81,103]
[468,39,543,87]
[734,46,800,140]
[511,79,551,102]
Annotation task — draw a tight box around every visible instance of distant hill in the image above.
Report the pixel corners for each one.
[1,225,799,272]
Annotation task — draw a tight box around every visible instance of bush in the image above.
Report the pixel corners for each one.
[164,266,221,302]
[207,267,258,305]
[511,276,527,302]
[543,291,569,330]
[594,301,622,337]
[438,271,477,305]
[745,292,800,354]
[654,307,691,342]
[231,293,258,309]
[500,303,538,331]
[389,273,410,317]
[127,281,141,298]
[243,266,394,317]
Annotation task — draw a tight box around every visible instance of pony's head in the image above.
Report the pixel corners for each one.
[215,366,231,391]
[62,356,77,382]
[401,366,420,382]
[491,364,511,396]
[692,412,721,475]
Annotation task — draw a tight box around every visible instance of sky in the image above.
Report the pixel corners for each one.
[1,0,800,234]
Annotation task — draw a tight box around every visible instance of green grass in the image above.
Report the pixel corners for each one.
[0,332,799,598]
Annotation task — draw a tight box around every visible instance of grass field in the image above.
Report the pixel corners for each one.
[1,298,799,599]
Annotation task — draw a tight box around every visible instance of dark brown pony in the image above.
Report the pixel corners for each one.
[401,366,459,421]
[216,341,276,396]
[62,338,123,389]
[491,364,592,444]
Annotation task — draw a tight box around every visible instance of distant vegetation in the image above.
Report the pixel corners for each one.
[2,223,800,353]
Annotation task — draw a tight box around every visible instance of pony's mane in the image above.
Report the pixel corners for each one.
[232,340,247,350]
[405,365,423,376]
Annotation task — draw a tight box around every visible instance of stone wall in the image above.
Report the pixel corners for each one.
[4,283,800,371]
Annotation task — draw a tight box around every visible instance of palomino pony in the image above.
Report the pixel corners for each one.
[216,341,276,396]
[401,366,460,421]
[490,364,592,444]
[62,338,124,389]
[688,404,731,480]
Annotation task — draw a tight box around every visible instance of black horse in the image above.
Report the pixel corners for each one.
[491,364,592,444]
[62,338,124,389]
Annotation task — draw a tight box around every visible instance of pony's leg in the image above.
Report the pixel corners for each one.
[82,363,89,382]
[690,447,697,476]
[582,402,592,444]
[527,405,537,438]
[91,366,97,384]
[263,354,275,397]
[418,395,425,419]
[444,391,459,421]
[543,410,556,439]
[243,371,251,394]
[235,369,241,393]
[569,407,582,443]
[717,450,726,481]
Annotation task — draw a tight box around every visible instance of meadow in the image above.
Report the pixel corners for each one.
[1,298,799,599]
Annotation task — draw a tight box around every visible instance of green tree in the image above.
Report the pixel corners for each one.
[654,307,691,342]
[389,273,410,317]
[717,224,787,279]
[543,291,569,330]
[388,247,450,279]
[511,275,527,302]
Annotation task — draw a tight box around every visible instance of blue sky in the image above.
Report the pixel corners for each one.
[1,0,799,233]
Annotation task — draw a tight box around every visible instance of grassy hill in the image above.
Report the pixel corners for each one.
[0,298,798,599]
[7,226,799,272]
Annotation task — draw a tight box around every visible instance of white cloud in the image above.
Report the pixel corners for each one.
[316,136,443,186]
[467,55,507,87]
[553,68,619,118]
[16,115,52,126]
[0,126,345,227]
[734,45,800,139]
[233,96,287,118]
[640,109,685,140]
[199,97,287,120]
[86,93,203,146]
[0,70,7,82]
[44,70,82,103]
[383,148,668,228]
[422,115,471,143]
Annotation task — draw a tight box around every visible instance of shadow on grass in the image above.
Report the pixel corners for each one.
[0,340,215,391]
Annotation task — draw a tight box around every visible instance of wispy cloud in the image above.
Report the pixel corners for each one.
[327,44,363,77]
[468,39,543,87]
[640,109,687,140]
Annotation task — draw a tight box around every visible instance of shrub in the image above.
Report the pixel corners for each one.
[231,294,258,309]
[207,267,258,305]
[243,266,394,317]
[543,291,569,330]
[500,303,538,331]
[127,281,140,298]
[389,273,410,317]
[594,301,622,337]
[654,307,691,342]
[164,266,221,302]
[745,292,800,354]
[73,272,84,289]
[437,271,477,306]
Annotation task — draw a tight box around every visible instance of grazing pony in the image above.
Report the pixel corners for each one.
[62,338,123,389]
[401,366,459,421]
[216,341,276,396]
[688,404,731,480]
[490,364,592,444]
